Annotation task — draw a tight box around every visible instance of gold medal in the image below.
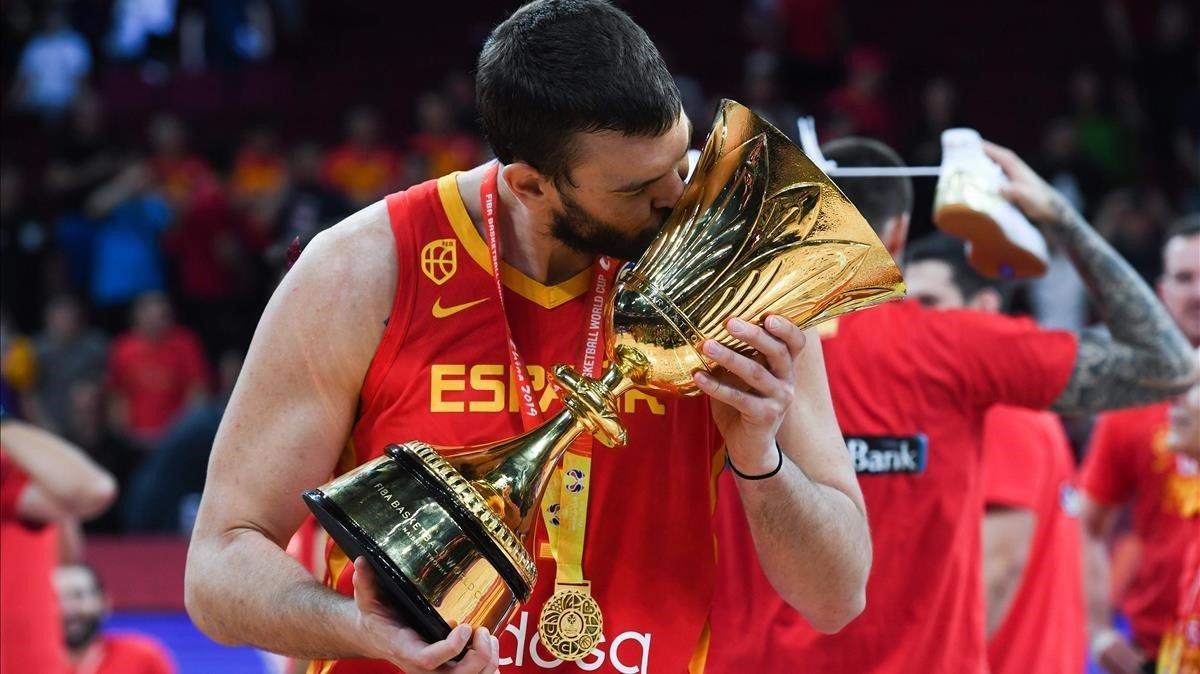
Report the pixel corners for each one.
[538,581,604,661]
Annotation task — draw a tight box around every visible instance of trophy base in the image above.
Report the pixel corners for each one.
[302,443,533,648]
[304,489,454,646]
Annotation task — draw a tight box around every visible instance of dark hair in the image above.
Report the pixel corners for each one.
[1164,214,1200,247]
[476,0,681,182]
[820,137,913,233]
[905,233,1009,306]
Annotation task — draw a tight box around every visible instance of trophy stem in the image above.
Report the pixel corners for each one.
[450,361,636,543]
[456,408,584,539]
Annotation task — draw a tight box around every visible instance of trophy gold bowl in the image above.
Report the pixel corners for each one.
[302,99,906,653]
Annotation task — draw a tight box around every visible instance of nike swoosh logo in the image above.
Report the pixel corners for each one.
[432,297,490,318]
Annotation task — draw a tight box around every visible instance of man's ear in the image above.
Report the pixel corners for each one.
[968,288,1003,314]
[502,162,555,210]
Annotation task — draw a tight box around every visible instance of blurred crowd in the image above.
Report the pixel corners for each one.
[0,1,1196,673]
[1,0,1197,536]
[0,86,491,532]
[1,1,497,536]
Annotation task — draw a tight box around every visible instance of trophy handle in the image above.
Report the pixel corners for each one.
[550,343,651,448]
[552,364,626,448]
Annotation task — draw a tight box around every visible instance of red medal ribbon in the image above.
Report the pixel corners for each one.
[479,161,615,437]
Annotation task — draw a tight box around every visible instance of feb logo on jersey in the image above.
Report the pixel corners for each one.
[421,238,458,285]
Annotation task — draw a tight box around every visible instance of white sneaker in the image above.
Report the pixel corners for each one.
[933,128,1050,280]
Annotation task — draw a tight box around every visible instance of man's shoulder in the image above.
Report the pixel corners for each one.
[831,299,958,349]
[986,404,1060,430]
[103,632,173,666]
[302,178,455,278]
[866,302,1060,353]
[836,299,990,333]
[829,299,914,334]
[271,201,397,355]
[1094,402,1168,435]
[301,200,395,280]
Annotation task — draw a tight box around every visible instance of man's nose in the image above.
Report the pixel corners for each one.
[650,170,686,211]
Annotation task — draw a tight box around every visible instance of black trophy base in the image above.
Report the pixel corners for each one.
[303,489,454,647]
[302,443,529,656]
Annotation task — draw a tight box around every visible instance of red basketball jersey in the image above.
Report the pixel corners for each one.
[982,406,1085,674]
[311,174,725,674]
[708,302,1077,674]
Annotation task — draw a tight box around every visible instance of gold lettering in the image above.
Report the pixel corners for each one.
[431,362,668,417]
[468,364,506,413]
[431,364,466,412]
[623,389,666,415]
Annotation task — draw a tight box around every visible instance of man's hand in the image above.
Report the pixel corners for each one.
[977,140,1196,413]
[694,316,869,630]
[693,316,806,474]
[984,140,1066,224]
[1093,629,1148,674]
[351,558,500,673]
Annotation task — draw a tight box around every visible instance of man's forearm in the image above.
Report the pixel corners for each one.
[0,420,117,514]
[982,508,1034,636]
[1084,532,1113,638]
[1044,200,1197,412]
[735,459,870,633]
[186,528,366,660]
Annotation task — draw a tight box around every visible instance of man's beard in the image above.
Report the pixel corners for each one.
[550,191,667,263]
[63,614,102,650]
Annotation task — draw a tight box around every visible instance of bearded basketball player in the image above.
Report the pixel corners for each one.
[184,2,870,673]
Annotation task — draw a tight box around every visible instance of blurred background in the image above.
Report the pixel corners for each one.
[0,0,1196,671]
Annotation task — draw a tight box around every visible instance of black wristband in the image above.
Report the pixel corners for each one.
[728,444,784,481]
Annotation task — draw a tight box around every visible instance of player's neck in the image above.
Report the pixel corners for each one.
[458,164,592,286]
[68,638,103,667]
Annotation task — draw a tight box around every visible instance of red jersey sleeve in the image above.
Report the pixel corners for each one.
[1079,412,1135,506]
[0,449,31,522]
[982,406,1049,510]
[949,310,1078,411]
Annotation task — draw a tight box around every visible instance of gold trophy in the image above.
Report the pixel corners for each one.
[303,99,905,656]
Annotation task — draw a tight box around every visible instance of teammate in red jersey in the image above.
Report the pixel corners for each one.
[0,417,116,674]
[1157,360,1200,674]
[903,234,1086,674]
[709,137,1196,674]
[1081,217,1200,673]
[184,2,871,673]
[54,564,177,674]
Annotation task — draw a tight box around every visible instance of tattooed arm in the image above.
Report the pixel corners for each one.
[986,143,1198,413]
